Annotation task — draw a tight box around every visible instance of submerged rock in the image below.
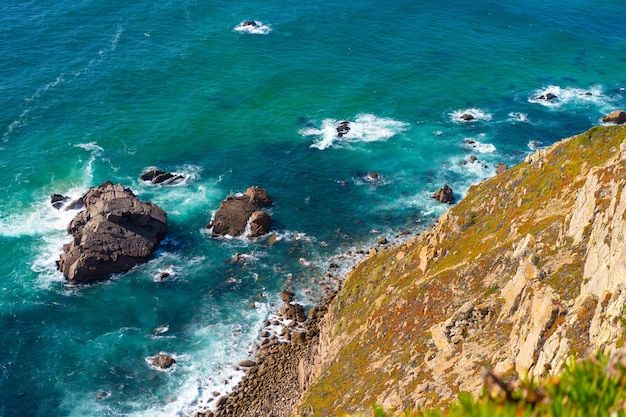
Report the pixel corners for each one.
[57,181,167,284]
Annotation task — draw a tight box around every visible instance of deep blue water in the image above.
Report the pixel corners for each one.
[1,1,625,415]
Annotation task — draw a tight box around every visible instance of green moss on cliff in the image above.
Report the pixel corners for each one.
[298,125,626,416]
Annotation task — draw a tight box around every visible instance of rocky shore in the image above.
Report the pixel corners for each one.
[192,235,404,417]
[200,294,332,417]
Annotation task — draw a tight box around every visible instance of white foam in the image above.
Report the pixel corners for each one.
[302,114,409,150]
[528,85,616,112]
[449,108,493,123]
[463,136,496,153]
[508,112,530,123]
[140,164,203,188]
[234,20,272,35]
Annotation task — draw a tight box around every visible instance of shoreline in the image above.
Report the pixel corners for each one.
[192,232,413,417]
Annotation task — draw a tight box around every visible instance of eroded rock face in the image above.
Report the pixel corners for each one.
[208,186,273,238]
[57,181,167,284]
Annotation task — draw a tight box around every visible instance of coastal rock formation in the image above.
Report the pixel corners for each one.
[602,110,626,124]
[208,186,273,238]
[459,113,475,121]
[149,353,176,369]
[50,194,70,209]
[432,184,455,204]
[57,181,167,284]
[290,125,626,415]
[536,92,557,101]
[140,169,184,185]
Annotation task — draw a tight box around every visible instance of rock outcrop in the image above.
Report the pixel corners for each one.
[432,184,455,204]
[291,125,626,415]
[208,186,273,238]
[602,110,626,124]
[57,181,167,284]
[140,169,184,185]
[149,353,176,370]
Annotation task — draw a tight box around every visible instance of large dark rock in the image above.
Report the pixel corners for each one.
[432,184,455,204]
[140,169,184,185]
[57,181,167,284]
[50,194,70,209]
[336,121,351,137]
[602,110,626,124]
[208,186,273,238]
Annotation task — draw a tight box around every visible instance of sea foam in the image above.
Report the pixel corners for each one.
[234,20,272,35]
[302,114,409,150]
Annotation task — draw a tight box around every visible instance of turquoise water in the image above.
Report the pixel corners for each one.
[1,1,625,415]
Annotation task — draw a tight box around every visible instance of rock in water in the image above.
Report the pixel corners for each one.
[602,110,626,124]
[150,353,176,369]
[432,184,455,204]
[57,181,167,284]
[208,186,273,238]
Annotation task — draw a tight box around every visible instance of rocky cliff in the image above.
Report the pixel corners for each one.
[292,125,626,415]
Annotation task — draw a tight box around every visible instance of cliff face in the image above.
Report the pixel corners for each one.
[294,125,626,416]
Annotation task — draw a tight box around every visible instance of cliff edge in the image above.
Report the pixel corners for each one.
[293,125,626,415]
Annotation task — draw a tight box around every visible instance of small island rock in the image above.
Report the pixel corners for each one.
[602,110,626,124]
[208,186,273,238]
[432,184,455,204]
[57,181,167,284]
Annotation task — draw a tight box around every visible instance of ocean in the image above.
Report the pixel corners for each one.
[1,1,625,415]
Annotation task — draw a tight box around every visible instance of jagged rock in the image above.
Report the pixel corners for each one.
[432,184,455,204]
[459,113,474,121]
[242,20,258,27]
[150,353,176,369]
[536,92,557,101]
[50,194,70,209]
[280,290,295,303]
[140,169,184,185]
[248,211,271,237]
[602,110,626,124]
[208,186,273,238]
[496,163,508,174]
[56,181,167,284]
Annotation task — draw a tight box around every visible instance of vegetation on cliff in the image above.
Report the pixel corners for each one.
[372,350,626,416]
[293,125,626,416]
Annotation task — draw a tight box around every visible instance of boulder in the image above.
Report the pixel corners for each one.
[248,211,271,237]
[242,20,258,27]
[140,169,184,185]
[50,194,70,209]
[208,186,273,238]
[459,113,475,121]
[602,110,626,124]
[432,184,455,204]
[150,353,176,369]
[56,181,167,284]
